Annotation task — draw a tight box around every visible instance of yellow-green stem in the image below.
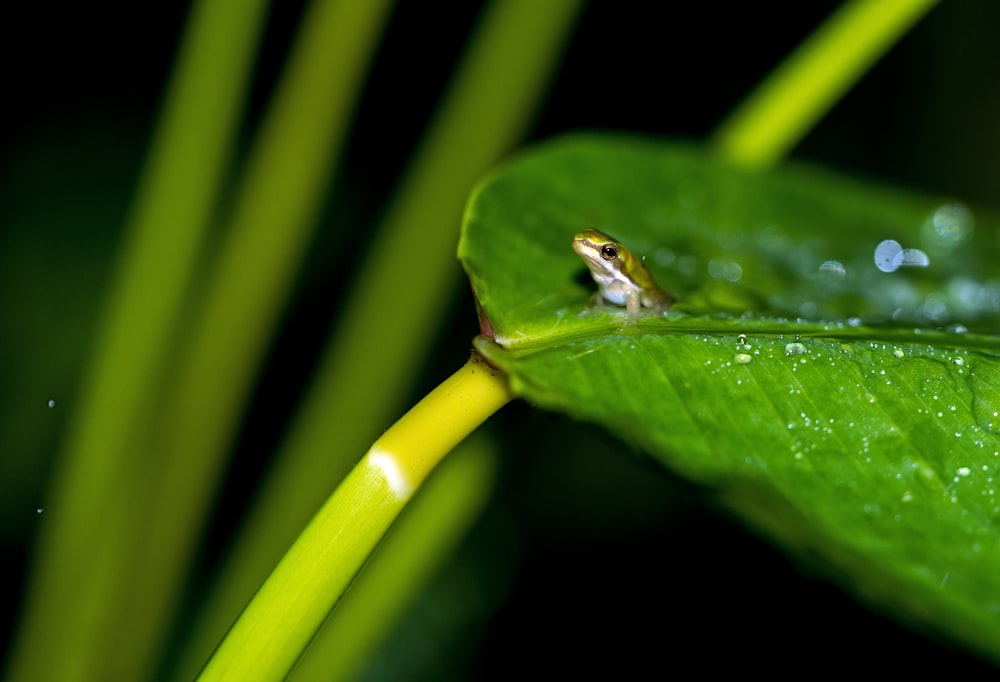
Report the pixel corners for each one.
[290,433,499,681]
[178,0,583,675]
[197,354,512,681]
[713,0,938,168]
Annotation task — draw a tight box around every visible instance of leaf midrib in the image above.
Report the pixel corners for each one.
[492,317,1000,355]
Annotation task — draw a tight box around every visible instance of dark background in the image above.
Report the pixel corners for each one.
[2,1,999,677]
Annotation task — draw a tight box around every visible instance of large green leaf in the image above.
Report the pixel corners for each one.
[459,134,1000,660]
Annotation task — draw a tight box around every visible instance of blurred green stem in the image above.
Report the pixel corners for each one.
[713,0,938,167]
[178,0,583,675]
[111,0,394,678]
[5,1,269,680]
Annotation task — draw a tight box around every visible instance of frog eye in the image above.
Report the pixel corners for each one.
[600,243,619,261]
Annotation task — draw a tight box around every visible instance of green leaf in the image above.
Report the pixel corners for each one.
[459,134,1000,660]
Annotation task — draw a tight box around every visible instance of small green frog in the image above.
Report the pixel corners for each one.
[572,228,673,315]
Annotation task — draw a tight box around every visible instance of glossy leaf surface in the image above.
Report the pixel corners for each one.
[460,134,1000,659]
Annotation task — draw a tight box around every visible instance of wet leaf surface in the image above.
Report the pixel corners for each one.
[460,134,1000,660]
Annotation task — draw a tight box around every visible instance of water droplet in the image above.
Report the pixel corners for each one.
[708,259,743,282]
[734,353,753,365]
[818,260,846,281]
[923,294,950,321]
[36,508,44,514]
[953,356,965,367]
[47,400,55,408]
[892,348,904,359]
[875,239,930,272]
[875,240,903,272]
[785,342,807,356]
[737,333,747,345]
[900,248,930,267]
[958,466,971,477]
[924,201,974,247]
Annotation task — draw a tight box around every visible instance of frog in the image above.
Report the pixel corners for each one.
[572,228,673,315]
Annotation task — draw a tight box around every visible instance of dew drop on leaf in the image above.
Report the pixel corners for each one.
[818,260,846,281]
[875,240,903,272]
[923,201,974,248]
[785,342,807,356]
